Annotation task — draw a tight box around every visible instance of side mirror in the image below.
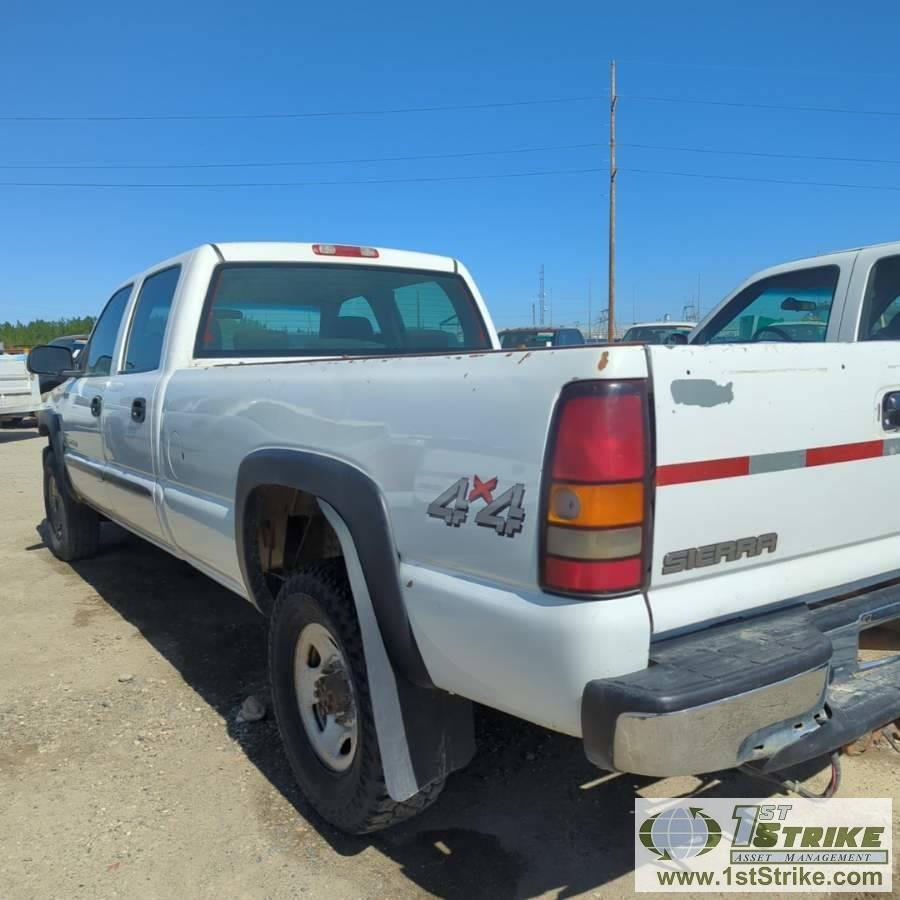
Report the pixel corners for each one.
[665,332,689,345]
[27,344,75,376]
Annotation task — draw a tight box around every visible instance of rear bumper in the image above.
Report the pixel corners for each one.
[582,583,900,775]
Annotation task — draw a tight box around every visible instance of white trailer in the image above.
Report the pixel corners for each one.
[0,353,43,425]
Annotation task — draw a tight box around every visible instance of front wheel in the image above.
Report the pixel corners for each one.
[43,450,100,561]
[268,563,443,833]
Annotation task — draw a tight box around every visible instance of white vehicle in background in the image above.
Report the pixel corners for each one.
[0,351,43,426]
[27,239,900,834]
[620,320,695,344]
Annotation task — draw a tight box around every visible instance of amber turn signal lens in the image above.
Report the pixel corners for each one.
[547,482,643,528]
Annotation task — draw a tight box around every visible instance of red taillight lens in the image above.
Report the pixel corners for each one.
[544,556,643,593]
[551,393,645,481]
[541,381,650,597]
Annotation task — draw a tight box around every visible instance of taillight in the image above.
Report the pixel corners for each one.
[541,380,650,596]
[312,243,379,258]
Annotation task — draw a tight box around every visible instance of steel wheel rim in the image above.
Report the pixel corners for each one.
[293,622,358,772]
[47,472,64,540]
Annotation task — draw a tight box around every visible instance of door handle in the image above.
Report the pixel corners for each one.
[131,397,147,424]
[883,391,900,431]
[90,395,102,417]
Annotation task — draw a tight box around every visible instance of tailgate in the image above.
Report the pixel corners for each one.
[647,342,900,635]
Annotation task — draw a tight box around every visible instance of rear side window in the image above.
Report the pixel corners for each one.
[123,266,180,373]
[195,264,489,357]
[693,266,838,345]
[84,285,133,376]
[859,255,900,340]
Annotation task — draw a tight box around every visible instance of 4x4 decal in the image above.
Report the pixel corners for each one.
[427,476,526,538]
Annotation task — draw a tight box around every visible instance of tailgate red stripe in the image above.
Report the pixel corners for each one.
[658,439,888,486]
[805,440,884,467]
[656,456,750,486]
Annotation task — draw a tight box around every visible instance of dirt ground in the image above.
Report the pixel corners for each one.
[2,422,899,900]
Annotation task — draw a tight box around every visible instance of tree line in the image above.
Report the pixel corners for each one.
[0,317,95,349]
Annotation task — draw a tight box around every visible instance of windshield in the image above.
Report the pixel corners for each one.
[500,330,556,348]
[622,326,692,344]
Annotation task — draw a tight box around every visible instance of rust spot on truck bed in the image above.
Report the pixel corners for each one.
[516,352,531,365]
[598,351,609,371]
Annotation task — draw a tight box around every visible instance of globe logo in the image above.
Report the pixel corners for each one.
[639,807,722,861]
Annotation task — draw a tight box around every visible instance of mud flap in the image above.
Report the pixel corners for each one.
[319,501,475,800]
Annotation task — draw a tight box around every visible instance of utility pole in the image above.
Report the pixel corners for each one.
[539,265,546,326]
[587,280,592,340]
[531,302,535,326]
[549,288,554,326]
[608,59,617,343]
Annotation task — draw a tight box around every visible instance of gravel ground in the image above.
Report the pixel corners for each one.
[2,422,899,899]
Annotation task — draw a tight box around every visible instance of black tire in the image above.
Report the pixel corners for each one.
[1,417,24,428]
[42,449,100,561]
[269,562,444,834]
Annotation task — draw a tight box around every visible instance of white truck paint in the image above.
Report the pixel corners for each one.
[30,240,900,830]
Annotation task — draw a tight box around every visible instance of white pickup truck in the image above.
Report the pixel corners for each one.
[28,240,900,833]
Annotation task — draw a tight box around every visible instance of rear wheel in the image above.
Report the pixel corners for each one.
[1,417,24,428]
[268,562,444,833]
[43,450,100,561]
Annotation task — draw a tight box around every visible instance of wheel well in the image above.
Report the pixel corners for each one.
[243,484,344,616]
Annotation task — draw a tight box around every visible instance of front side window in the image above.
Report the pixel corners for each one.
[196,264,489,357]
[859,256,900,340]
[693,266,839,345]
[123,266,180,373]
[84,285,132,376]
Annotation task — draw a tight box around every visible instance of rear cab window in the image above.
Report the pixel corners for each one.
[693,266,839,345]
[195,264,490,358]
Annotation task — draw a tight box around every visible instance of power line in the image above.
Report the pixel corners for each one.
[617,57,900,80]
[0,141,604,171]
[622,166,900,193]
[623,93,900,120]
[620,141,900,167]
[0,95,603,123]
[0,165,607,189]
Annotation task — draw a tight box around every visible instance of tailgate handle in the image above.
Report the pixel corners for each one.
[131,397,146,424]
[90,395,102,418]
[883,392,900,431]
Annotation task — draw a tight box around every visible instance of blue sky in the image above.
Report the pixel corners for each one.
[3,0,900,330]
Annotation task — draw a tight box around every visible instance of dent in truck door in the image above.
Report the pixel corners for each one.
[61,285,133,510]
[101,266,180,544]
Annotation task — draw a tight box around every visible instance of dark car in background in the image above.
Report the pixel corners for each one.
[498,327,585,348]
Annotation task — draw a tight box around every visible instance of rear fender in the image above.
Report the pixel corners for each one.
[234,449,475,800]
